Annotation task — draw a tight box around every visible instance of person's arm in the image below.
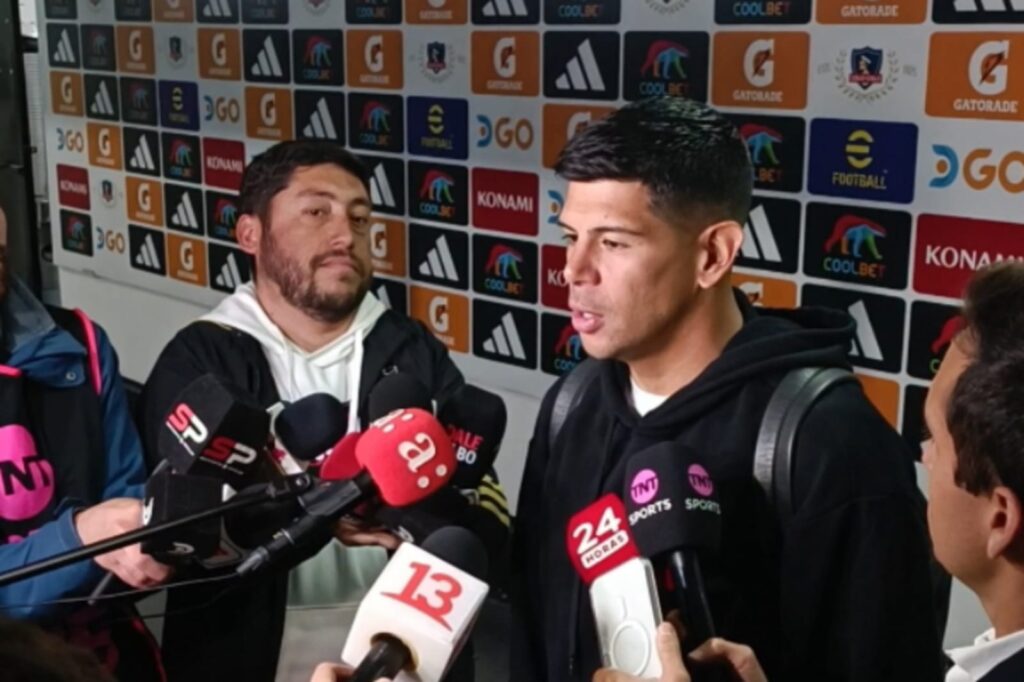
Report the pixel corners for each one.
[781,390,944,682]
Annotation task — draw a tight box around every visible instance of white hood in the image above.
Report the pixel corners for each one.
[201,282,387,434]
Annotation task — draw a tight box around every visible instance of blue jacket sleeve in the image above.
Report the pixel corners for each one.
[0,324,147,619]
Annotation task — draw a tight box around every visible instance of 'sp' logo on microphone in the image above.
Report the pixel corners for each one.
[167,403,209,445]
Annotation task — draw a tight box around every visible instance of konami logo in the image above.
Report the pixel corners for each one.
[914,213,1024,298]
[202,137,245,191]
[57,164,90,210]
[472,167,538,236]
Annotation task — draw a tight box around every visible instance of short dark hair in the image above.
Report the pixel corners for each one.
[948,262,1024,502]
[238,140,371,226]
[553,97,753,229]
[0,617,115,682]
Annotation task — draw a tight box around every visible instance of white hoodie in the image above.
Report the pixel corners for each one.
[201,282,390,680]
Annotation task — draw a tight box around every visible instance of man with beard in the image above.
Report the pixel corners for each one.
[139,141,508,681]
[0,206,169,679]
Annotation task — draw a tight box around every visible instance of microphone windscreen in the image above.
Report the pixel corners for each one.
[421,526,489,581]
[368,373,433,422]
[275,393,349,461]
[436,384,507,489]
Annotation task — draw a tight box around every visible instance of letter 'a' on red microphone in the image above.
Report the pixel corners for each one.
[566,494,664,678]
[356,408,454,507]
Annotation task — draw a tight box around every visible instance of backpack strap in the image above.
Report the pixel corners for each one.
[753,367,858,526]
[46,306,103,396]
[548,358,601,452]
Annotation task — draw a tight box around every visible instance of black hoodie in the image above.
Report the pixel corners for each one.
[511,294,943,682]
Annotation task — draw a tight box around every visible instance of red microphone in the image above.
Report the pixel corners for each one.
[566,494,664,677]
[237,409,455,575]
[319,431,363,482]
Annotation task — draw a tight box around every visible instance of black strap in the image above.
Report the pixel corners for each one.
[548,358,600,452]
[753,367,858,525]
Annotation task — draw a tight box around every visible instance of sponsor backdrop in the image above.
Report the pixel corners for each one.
[38,0,1024,444]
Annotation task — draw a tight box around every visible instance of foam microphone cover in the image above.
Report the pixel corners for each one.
[368,373,433,422]
[357,408,455,507]
[623,442,722,556]
[158,373,270,485]
[436,384,507,489]
[275,393,349,461]
[421,526,489,581]
[140,465,223,562]
[319,431,363,481]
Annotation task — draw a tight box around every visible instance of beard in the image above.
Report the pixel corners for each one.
[260,229,369,324]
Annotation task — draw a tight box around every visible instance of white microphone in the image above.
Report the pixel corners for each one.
[340,527,490,682]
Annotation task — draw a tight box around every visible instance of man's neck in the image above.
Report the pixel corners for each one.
[627,286,743,397]
[976,566,1024,638]
[254,280,357,353]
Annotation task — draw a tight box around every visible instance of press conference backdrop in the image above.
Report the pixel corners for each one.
[36,0,1024,437]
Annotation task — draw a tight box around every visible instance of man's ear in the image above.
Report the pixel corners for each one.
[695,220,743,290]
[235,214,261,257]
[987,485,1024,562]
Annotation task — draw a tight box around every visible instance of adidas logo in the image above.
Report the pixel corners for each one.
[370,164,396,208]
[848,300,884,362]
[482,0,531,17]
[418,236,460,281]
[739,204,782,263]
[129,136,157,171]
[52,29,76,64]
[215,252,245,290]
[90,81,116,116]
[302,98,338,139]
[202,0,235,18]
[135,234,162,270]
[483,312,526,360]
[951,0,1024,11]
[251,36,284,78]
[555,39,606,92]
[375,285,392,309]
[171,193,200,230]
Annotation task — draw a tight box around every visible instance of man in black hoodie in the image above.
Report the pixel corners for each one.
[510,97,943,682]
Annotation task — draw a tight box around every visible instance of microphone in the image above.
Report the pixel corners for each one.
[158,373,274,487]
[436,384,507,489]
[567,494,664,678]
[341,526,490,682]
[140,461,226,563]
[274,393,349,462]
[368,373,434,421]
[236,408,456,575]
[623,443,722,655]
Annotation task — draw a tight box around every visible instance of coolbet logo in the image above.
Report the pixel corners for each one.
[162,132,202,183]
[807,119,917,203]
[347,31,403,90]
[245,87,293,140]
[817,0,927,23]
[914,214,1024,299]
[202,138,245,191]
[545,0,621,24]
[623,32,709,102]
[473,235,538,303]
[409,161,467,226]
[349,93,404,153]
[908,301,964,380]
[471,32,540,97]
[60,210,93,257]
[541,104,615,168]
[541,245,569,310]
[541,314,587,376]
[206,191,239,241]
[712,32,809,109]
[57,165,90,211]
[83,25,116,71]
[50,72,84,116]
[116,26,155,74]
[346,0,402,23]
[472,168,539,236]
[294,31,344,86]
[715,0,812,23]
[121,78,157,126]
[803,203,911,290]
[126,176,164,227]
[370,218,406,277]
[926,34,1024,121]
[729,114,805,193]
[929,144,1024,194]
[198,29,241,80]
[410,286,469,353]
[87,123,123,170]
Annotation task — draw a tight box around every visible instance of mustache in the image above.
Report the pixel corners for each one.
[311,249,364,275]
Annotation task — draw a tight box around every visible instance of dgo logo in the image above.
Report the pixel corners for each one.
[0,425,55,522]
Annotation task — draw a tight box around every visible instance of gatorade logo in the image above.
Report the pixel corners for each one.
[471,31,540,96]
[410,286,469,352]
[117,25,155,74]
[244,87,293,140]
[347,31,403,89]
[712,32,810,109]
[50,72,84,116]
[926,33,1024,121]
[541,104,615,168]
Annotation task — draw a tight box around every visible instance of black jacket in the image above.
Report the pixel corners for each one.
[138,310,494,681]
[511,295,944,682]
[981,646,1024,681]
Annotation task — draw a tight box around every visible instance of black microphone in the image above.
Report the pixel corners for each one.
[274,393,349,462]
[436,384,507,489]
[623,443,722,659]
[140,461,225,563]
[367,373,433,421]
